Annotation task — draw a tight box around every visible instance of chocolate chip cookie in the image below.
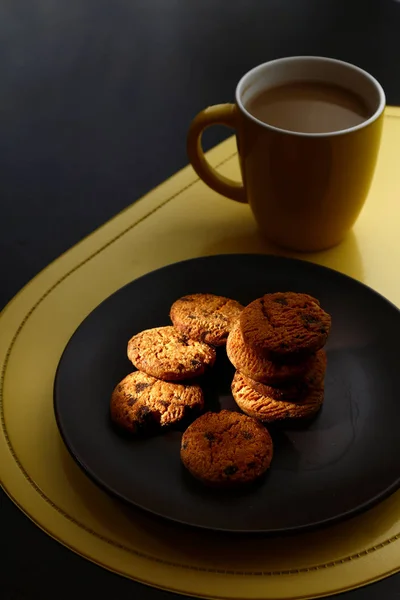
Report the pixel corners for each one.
[232,371,324,422]
[226,319,318,385]
[180,410,273,487]
[243,349,327,402]
[170,293,244,346]
[111,371,204,434]
[240,292,331,359]
[127,326,216,380]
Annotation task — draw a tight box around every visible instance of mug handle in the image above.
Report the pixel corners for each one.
[187,103,247,203]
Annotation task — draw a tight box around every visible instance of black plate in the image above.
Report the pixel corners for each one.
[54,254,400,534]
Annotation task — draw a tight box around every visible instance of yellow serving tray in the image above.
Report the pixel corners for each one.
[1,107,400,600]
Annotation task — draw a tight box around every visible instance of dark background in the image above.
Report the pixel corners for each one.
[1,1,400,598]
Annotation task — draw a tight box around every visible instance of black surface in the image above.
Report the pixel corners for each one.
[2,0,400,597]
[55,255,400,534]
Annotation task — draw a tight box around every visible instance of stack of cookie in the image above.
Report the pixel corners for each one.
[110,294,243,436]
[110,290,331,489]
[228,292,331,423]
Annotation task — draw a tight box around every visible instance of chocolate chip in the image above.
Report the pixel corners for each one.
[159,400,170,408]
[127,397,137,406]
[204,432,216,442]
[181,442,188,449]
[224,465,238,476]
[302,313,319,325]
[191,359,201,367]
[242,431,253,440]
[274,297,288,306]
[247,461,256,469]
[178,335,189,346]
[135,382,150,393]
[137,405,151,419]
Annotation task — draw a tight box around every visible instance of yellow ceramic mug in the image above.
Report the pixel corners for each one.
[187,57,385,251]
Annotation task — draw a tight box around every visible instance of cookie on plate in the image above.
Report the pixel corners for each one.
[243,349,327,402]
[127,326,216,381]
[170,293,244,346]
[111,371,204,434]
[180,410,273,487]
[240,292,331,359]
[226,319,318,385]
[232,371,324,422]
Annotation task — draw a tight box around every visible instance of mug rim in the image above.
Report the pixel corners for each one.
[235,56,386,138]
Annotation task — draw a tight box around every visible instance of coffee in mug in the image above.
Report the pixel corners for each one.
[246,81,370,134]
[187,57,385,252]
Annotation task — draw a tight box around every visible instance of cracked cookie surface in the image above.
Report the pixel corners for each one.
[180,410,273,487]
[170,293,244,346]
[127,326,216,380]
[226,319,318,384]
[232,371,324,422]
[111,371,204,434]
[240,292,331,359]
